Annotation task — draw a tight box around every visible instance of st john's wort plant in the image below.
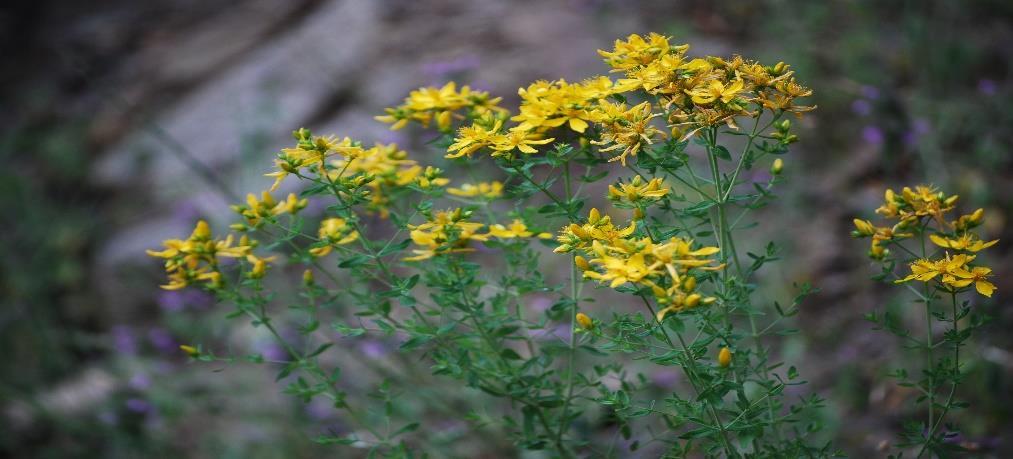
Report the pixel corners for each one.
[853,187,996,458]
[149,33,835,457]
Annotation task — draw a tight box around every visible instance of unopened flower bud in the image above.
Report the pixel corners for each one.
[180,345,200,357]
[771,158,784,175]
[574,255,590,271]
[718,347,732,367]
[576,312,593,330]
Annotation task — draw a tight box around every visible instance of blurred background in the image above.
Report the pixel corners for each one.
[2,0,1012,457]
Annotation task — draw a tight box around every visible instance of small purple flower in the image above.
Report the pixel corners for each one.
[98,411,118,425]
[651,369,680,389]
[156,290,186,312]
[529,296,552,313]
[850,99,872,117]
[125,398,152,414]
[359,340,389,359]
[531,323,571,342]
[978,78,997,95]
[860,85,881,100]
[147,328,176,354]
[257,341,289,361]
[305,398,337,421]
[903,118,932,146]
[112,325,138,355]
[129,373,152,391]
[861,125,884,145]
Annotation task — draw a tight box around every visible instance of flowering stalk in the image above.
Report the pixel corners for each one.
[854,186,994,456]
[149,33,834,457]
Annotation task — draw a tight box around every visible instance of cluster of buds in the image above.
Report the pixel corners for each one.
[770,119,797,145]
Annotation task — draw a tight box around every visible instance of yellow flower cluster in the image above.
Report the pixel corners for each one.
[589,100,662,165]
[327,142,435,216]
[853,185,997,297]
[266,129,437,217]
[309,218,360,257]
[374,82,506,132]
[147,220,272,290]
[424,33,813,166]
[231,191,308,230]
[555,209,723,319]
[607,175,669,207]
[447,181,504,199]
[267,129,364,192]
[405,209,550,261]
[445,77,630,160]
[601,33,813,136]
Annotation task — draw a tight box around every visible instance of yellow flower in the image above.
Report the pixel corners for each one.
[608,176,669,206]
[490,127,555,156]
[554,208,636,253]
[147,220,256,290]
[688,79,745,105]
[486,219,552,239]
[510,79,603,134]
[717,344,733,366]
[575,312,594,330]
[597,33,683,71]
[309,218,360,257]
[583,242,662,288]
[946,265,995,297]
[404,209,488,261]
[179,345,200,357]
[895,253,995,297]
[929,233,998,253]
[375,81,506,132]
[852,219,876,237]
[414,166,451,190]
[447,120,505,159]
[231,191,308,229]
[266,130,364,191]
[590,101,661,165]
[447,181,504,199]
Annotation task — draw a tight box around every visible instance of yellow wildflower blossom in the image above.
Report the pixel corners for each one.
[947,265,995,297]
[447,181,504,199]
[590,101,662,165]
[375,81,506,132]
[486,219,552,239]
[490,127,555,156]
[608,176,670,206]
[231,191,308,229]
[929,233,998,253]
[147,220,256,290]
[687,79,746,105]
[404,209,489,261]
[446,120,505,159]
[583,241,662,288]
[309,218,360,257]
[266,129,364,192]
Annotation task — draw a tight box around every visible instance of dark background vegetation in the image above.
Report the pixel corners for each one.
[2,0,1011,457]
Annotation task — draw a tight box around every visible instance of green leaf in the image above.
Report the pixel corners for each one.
[711,145,732,161]
[500,348,523,360]
[393,422,420,437]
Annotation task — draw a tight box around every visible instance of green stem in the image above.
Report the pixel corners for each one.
[556,161,580,449]
[916,291,960,459]
[639,296,738,458]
